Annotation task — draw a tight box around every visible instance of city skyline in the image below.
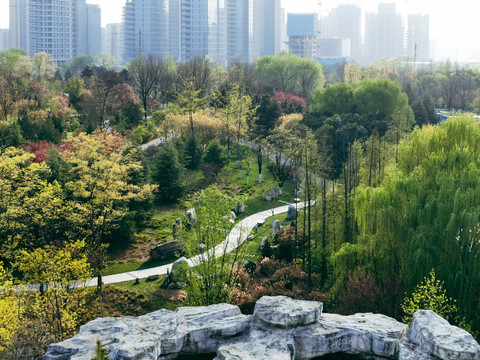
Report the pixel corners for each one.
[1,0,480,62]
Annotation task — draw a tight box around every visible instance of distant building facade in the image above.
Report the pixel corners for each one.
[123,0,169,61]
[365,3,404,63]
[8,0,286,64]
[260,0,282,57]
[318,38,350,59]
[105,23,124,63]
[321,4,361,61]
[226,0,260,63]
[9,0,28,51]
[407,14,430,62]
[0,29,9,50]
[178,0,226,63]
[86,4,102,57]
[8,0,100,63]
[287,13,318,59]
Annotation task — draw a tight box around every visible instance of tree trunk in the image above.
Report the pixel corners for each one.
[97,272,103,292]
[321,179,327,287]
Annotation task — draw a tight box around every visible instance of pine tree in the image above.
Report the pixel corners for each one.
[91,340,110,360]
[153,143,184,203]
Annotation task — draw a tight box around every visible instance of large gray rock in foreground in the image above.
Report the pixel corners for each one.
[44,296,480,360]
[405,310,480,360]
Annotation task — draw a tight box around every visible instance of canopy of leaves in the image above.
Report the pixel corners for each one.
[256,52,325,99]
[355,116,480,333]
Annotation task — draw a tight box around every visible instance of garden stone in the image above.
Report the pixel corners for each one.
[286,205,297,220]
[150,241,185,260]
[167,282,178,290]
[185,208,197,227]
[259,237,268,250]
[234,200,246,214]
[267,186,280,199]
[230,211,237,220]
[254,295,322,328]
[171,257,188,273]
[272,220,281,234]
[173,218,182,237]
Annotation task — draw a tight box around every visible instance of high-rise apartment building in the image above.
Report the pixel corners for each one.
[365,3,404,63]
[225,0,261,63]
[27,0,75,61]
[86,4,102,57]
[177,0,226,64]
[321,5,361,61]
[105,23,124,63]
[0,29,9,50]
[168,0,180,60]
[287,13,318,59]
[9,0,28,51]
[123,0,169,61]
[407,14,429,62]
[8,0,97,63]
[260,0,281,57]
[72,0,87,57]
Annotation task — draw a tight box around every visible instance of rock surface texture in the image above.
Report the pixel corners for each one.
[44,296,480,360]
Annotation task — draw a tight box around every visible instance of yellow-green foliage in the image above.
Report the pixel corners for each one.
[15,241,92,341]
[401,269,458,325]
[0,263,21,351]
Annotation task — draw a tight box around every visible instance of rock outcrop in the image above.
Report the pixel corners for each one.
[44,296,480,360]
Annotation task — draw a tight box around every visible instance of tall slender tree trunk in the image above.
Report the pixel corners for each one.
[321,179,327,287]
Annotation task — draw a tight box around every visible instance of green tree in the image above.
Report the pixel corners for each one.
[182,186,243,306]
[64,77,85,106]
[172,77,207,133]
[0,48,32,78]
[15,240,92,342]
[184,134,202,170]
[32,52,55,79]
[401,269,459,325]
[0,263,20,351]
[266,127,301,195]
[64,131,155,289]
[128,55,164,119]
[256,52,325,99]
[355,116,480,331]
[310,83,355,117]
[153,143,184,203]
[203,139,228,181]
[91,341,110,360]
[232,86,255,170]
[0,147,69,260]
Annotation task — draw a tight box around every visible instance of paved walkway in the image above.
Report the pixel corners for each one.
[84,202,306,287]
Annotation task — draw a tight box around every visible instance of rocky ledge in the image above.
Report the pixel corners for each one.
[44,296,480,360]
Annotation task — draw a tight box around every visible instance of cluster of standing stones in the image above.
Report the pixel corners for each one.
[44,295,480,360]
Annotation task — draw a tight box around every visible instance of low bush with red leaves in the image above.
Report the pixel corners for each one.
[20,141,54,163]
[273,90,307,109]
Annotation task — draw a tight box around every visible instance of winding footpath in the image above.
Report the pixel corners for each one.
[83,202,307,287]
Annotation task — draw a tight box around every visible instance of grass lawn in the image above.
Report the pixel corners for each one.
[112,277,186,311]
[104,257,180,276]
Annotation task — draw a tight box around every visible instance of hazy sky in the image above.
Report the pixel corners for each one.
[1,0,479,62]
